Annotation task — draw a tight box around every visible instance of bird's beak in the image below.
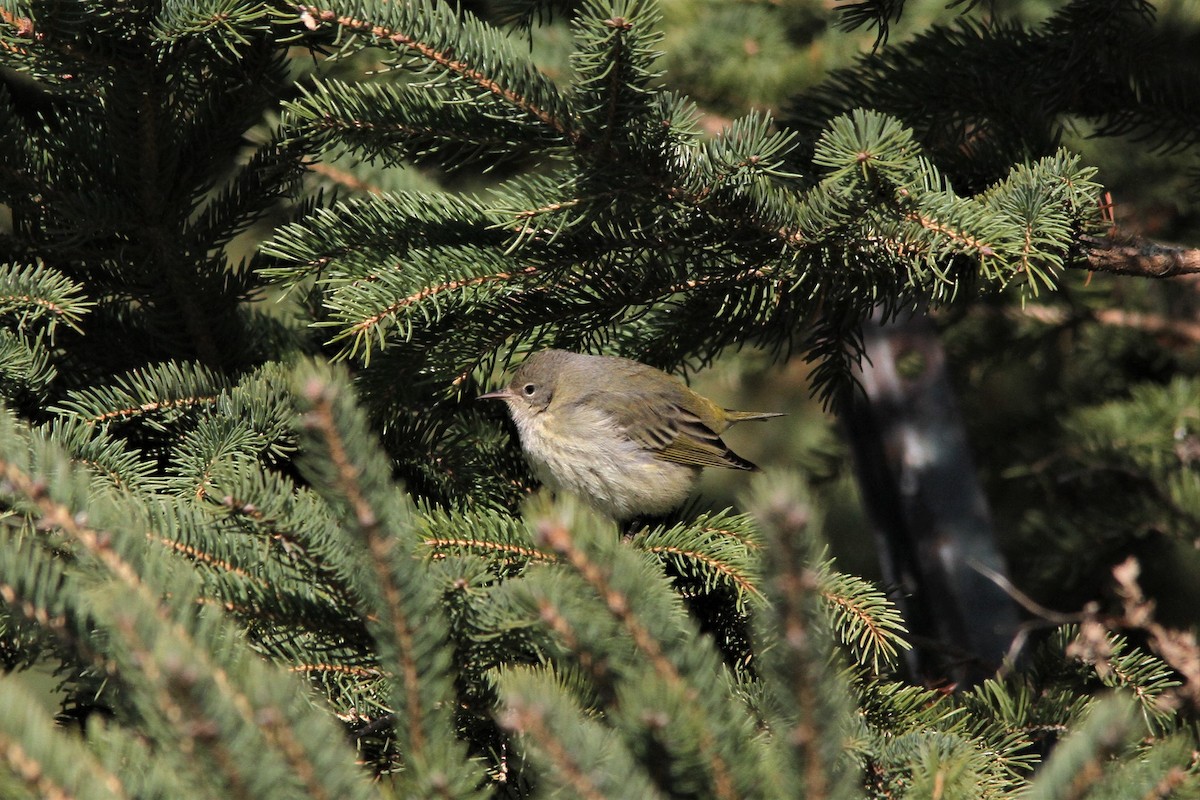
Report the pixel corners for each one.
[477,388,513,401]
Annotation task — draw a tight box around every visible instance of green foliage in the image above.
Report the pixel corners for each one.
[814,557,909,674]
[2,0,1199,797]
[262,0,1106,419]
[0,408,378,800]
[0,261,92,407]
[788,0,1200,189]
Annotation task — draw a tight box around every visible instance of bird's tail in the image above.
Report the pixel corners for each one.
[723,410,786,425]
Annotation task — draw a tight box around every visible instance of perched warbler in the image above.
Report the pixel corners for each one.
[479,349,783,520]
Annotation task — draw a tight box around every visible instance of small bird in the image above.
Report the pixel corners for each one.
[479,349,783,521]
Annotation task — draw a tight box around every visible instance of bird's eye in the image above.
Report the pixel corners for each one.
[522,383,537,396]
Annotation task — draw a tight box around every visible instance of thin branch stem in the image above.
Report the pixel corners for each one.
[1079,234,1200,278]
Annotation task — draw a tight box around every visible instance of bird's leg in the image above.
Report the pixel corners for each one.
[621,518,644,540]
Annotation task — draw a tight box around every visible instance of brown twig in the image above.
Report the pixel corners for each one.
[1032,305,1200,345]
[1110,557,1200,708]
[968,302,1200,348]
[1080,234,1200,279]
[306,162,382,196]
[981,553,1200,709]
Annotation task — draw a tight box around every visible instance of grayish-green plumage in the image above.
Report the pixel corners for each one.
[480,350,783,520]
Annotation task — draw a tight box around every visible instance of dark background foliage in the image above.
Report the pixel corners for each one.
[1,0,1199,797]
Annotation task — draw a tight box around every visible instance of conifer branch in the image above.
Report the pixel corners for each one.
[535,517,739,800]
[597,17,631,157]
[1023,696,1137,800]
[1,451,346,798]
[140,615,340,796]
[0,263,93,334]
[132,66,221,366]
[289,663,385,678]
[817,574,907,674]
[159,624,340,800]
[0,293,73,323]
[772,530,829,798]
[534,600,611,685]
[750,476,861,800]
[443,267,773,389]
[107,613,243,785]
[0,456,142,587]
[0,733,100,800]
[348,266,540,343]
[301,381,430,760]
[295,4,581,143]
[213,491,366,611]
[150,533,267,585]
[903,208,996,255]
[424,535,556,563]
[641,543,762,599]
[0,8,34,47]
[512,196,589,220]
[1143,767,1191,800]
[694,520,764,549]
[537,521,676,683]
[81,396,220,425]
[497,700,609,800]
[302,390,379,534]
[2,741,54,799]
[7,424,377,798]
[0,582,75,657]
[0,2,117,71]
[0,533,116,675]
[303,115,517,149]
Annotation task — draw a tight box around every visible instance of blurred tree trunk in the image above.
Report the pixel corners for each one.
[845,311,1020,688]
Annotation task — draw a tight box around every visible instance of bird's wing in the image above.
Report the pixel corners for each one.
[619,399,758,471]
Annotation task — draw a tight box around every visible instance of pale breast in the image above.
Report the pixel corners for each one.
[512,403,698,520]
